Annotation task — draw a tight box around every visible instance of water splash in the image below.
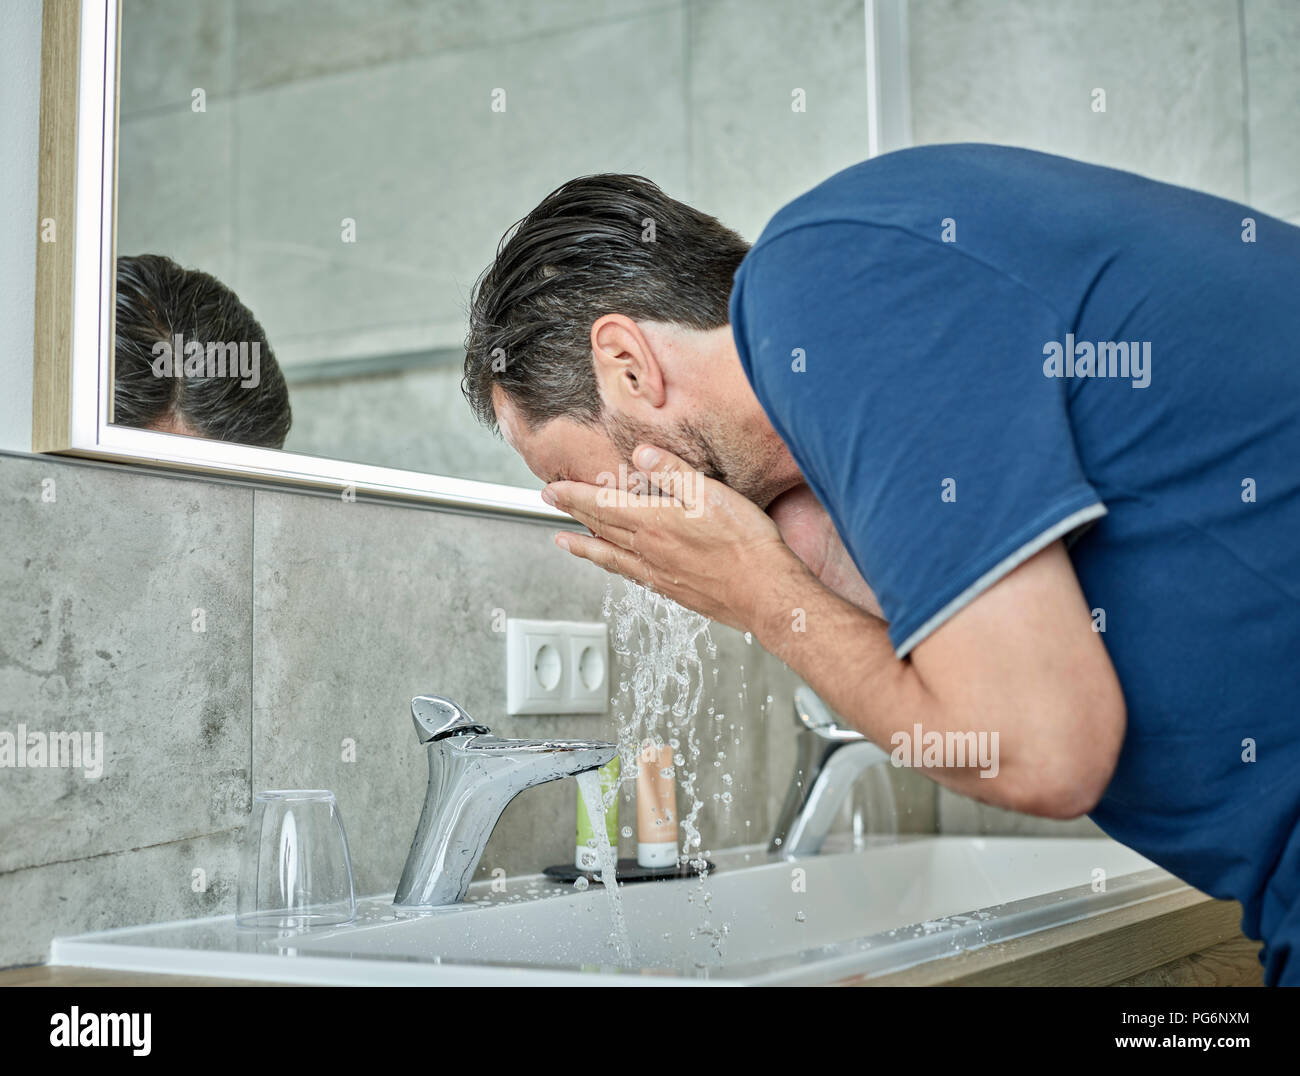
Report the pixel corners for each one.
[604,579,715,865]
[576,769,631,963]
[604,579,736,963]
[605,580,714,740]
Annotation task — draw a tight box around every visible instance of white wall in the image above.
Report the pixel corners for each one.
[0,0,42,452]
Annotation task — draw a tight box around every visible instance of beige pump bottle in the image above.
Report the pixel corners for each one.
[636,739,678,868]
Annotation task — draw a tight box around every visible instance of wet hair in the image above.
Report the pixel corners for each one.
[113,253,292,448]
[463,174,749,433]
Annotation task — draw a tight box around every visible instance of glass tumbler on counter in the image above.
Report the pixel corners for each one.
[236,790,356,929]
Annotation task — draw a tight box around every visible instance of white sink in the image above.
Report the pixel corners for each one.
[51,836,1181,985]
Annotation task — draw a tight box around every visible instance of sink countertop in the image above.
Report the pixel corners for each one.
[4,882,1257,988]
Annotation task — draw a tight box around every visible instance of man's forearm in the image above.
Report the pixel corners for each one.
[747,552,1024,808]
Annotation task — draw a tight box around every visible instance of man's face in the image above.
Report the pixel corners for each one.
[494,382,748,503]
[490,316,801,507]
[495,388,627,487]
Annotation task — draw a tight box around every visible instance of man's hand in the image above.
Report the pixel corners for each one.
[766,484,884,618]
[542,444,806,632]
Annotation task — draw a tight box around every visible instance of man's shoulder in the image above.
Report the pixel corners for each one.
[751,143,1061,251]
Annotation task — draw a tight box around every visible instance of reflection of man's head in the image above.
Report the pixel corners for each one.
[113,254,292,449]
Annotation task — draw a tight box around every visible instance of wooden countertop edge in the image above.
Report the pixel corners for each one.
[837,887,1256,986]
[0,888,1257,988]
[0,965,299,987]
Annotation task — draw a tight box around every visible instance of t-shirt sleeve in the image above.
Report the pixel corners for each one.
[730,220,1106,657]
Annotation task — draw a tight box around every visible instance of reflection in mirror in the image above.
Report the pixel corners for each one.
[113,254,292,448]
[113,1,873,487]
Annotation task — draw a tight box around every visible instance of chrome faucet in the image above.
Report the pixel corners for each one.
[393,696,617,909]
[769,686,893,857]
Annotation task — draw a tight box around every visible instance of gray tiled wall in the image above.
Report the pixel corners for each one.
[0,457,252,876]
[0,454,252,966]
[687,0,871,240]
[1244,0,1300,223]
[909,0,1249,204]
[909,0,1300,228]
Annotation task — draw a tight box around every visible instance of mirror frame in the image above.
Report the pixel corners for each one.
[31,0,910,517]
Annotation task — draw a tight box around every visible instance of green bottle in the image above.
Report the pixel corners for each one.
[576,756,620,871]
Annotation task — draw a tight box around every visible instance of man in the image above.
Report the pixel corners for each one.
[462,145,1300,985]
[114,253,292,448]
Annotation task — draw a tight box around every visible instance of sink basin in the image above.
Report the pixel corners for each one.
[51,836,1181,985]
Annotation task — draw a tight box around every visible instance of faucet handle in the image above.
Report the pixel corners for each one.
[410,696,490,744]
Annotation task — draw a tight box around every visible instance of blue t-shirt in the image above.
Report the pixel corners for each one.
[729,144,1300,985]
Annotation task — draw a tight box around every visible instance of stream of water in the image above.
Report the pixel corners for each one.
[576,769,632,963]
[582,580,735,963]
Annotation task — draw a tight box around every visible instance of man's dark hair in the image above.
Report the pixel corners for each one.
[463,174,750,432]
[113,253,292,448]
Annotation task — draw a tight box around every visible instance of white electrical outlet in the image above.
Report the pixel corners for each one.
[566,627,608,711]
[506,618,609,715]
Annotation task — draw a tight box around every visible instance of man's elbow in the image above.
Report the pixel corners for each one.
[1005,697,1127,820]
[1014,773,1109,821]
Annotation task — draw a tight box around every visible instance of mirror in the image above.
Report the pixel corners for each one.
[103,0,904,501]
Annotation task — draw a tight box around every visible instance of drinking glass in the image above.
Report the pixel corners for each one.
[236,789,356,929]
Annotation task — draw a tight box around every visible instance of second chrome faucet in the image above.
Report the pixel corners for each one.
[769,686,894,857]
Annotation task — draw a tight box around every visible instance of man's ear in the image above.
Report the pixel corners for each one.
[591,314,666,409]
